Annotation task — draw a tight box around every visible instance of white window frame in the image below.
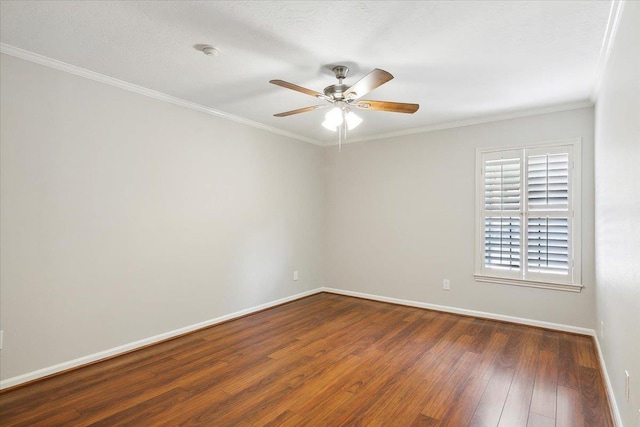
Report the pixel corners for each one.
[474,138,582,292]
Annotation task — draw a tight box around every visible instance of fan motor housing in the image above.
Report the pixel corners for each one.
[324,84,349,100]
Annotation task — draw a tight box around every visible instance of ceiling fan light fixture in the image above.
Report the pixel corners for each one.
[270,66,418,144]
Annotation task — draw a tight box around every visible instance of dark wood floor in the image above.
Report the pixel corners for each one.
[0,293,613,426]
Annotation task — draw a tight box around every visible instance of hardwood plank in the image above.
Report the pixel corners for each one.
[411,414,441,427]
[497,327,526,370]
[424,316,478,361]
[421,350,483,420]
[557,384,585,427]
[579,366,614,427]
[1,408,81,427]
[527,412,556,427]
[576,336,598,368]
[0,293,614,426]
[498,352,538,427]
[377,313,436,352]
[262,409,303,427]
[469,367,514,426]
[88,387,191,426]
[529,350,559,419]
[558,333,581,389]
[438,376,489,427]
[131,388,232,425]
[466,320,498,354]
[539,330,560,353]
[469,331,509,380]
[410,313,457,345]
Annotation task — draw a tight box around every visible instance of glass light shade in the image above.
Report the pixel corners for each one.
[345,111,363,130]
[323,107,343,130]
[322,119,337,131]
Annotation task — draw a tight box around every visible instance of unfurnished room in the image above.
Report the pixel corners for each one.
[0,1,638,426]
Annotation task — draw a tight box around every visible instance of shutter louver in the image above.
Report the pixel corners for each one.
[527,153,569,210]
[527,217,569,274]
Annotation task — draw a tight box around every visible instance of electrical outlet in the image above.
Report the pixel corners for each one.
[625,370,630,401]
[442,279,450,290]
[293,271,299,281]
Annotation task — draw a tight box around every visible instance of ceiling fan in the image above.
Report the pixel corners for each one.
[270,66,419,147]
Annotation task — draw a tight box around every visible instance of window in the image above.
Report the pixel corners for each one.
[475,139,582,292]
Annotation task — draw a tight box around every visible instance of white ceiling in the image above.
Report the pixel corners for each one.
[0,1,612,145]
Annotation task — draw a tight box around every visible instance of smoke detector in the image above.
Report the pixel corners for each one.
[201,45,219,56]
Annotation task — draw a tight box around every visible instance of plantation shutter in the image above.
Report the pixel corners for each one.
[482,153,522,274]
[525,149,572,277]
[478,143,577,288]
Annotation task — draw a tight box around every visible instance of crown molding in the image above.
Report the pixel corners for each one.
[591,0,625,101]
[329,100,594,146]
[0,43,322,146]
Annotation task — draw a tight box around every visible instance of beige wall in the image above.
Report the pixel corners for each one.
[0,54,325,381]
[324,107,596,328]
[594,2,640,425]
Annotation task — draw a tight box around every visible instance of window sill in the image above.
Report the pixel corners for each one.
[474,274,583,292]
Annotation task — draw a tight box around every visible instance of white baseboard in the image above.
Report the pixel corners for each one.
[0,288,323,390]
[321,287,594,335]
[593,334,624,427]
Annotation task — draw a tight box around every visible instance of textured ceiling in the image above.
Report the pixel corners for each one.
[0,1,612,144]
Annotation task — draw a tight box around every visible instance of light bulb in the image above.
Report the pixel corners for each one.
[345,111,362,130]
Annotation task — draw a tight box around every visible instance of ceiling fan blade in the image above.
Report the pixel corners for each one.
[355,100,419,114]
[270,79,327,99]
[274,104,329,117]
[343,69,394,100]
